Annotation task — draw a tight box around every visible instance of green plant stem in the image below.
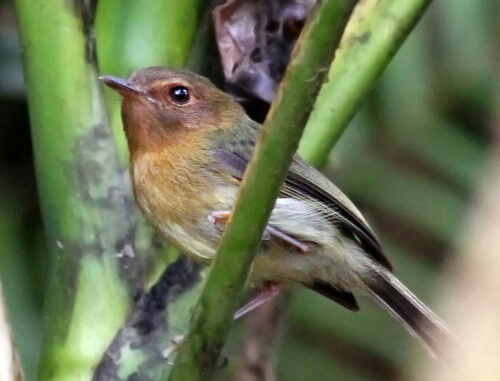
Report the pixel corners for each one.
[14,1,188,380]
[92,257,205,381]
[14,1,135,380]
[298,0,433,166]
[167,1,358,380]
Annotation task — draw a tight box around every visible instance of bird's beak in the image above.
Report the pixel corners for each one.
[99,76,142,96]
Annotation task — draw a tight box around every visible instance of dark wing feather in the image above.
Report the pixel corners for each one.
[305,281,359,311]
[212,149,247,179]
[286,157,392,270]
[210,119,391,270]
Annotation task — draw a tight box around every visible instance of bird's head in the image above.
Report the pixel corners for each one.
[101,67,244,155]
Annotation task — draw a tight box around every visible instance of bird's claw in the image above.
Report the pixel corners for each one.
[162,335,185,364]
[161,334,228,368]
[208,211,231,226]
[209,211,309,252]
[234,283,282,319]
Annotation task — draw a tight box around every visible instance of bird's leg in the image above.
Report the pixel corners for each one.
[264,225,311,253]
[162,335,185,363]
[208,210,231,226]
[234,283,282,319]
[162,286,282,362]
[209,211,311,252]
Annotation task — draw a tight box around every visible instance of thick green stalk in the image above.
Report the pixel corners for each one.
[14,2,154,380]
[298,0,433,166]
[167,1,358,380]
[92,257,205,381]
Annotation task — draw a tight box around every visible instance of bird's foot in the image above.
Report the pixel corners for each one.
[209,211,311,253]
[234,283,282,319]
[264,225,312,253]
[208,210,231,226]
[162,335,185,364]
[162,334,229,368]
[161,286,281,364]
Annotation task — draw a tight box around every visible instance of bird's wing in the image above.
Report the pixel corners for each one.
[210,118,391,270]
[285,156,391,270]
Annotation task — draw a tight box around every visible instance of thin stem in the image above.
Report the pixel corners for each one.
[298,0,433,166]
[167,1,358,380]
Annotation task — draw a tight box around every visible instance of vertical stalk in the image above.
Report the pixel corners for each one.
[15,1,145,380]
[168,1,359,380]
[298,0,433,166]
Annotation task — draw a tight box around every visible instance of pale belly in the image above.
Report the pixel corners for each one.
[133,162,371,291]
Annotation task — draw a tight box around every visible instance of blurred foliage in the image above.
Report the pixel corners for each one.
[0,0,497,380]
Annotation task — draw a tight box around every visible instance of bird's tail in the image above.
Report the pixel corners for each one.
[366,270,455,358]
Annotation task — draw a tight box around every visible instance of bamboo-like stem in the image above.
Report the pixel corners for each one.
[14,1,201,380]
[0,279,24,381]
[167,1,358,380]
[14,2,135,380]
[228,0,435,373]
[229,2,435,372]
[298,0,433,166]
[92,257,205,381]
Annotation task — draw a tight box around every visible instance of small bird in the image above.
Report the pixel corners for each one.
[101,67,453,357]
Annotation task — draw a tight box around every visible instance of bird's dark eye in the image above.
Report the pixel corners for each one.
[169,86,190,104]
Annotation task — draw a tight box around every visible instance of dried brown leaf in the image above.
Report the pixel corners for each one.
[213,0,316,102]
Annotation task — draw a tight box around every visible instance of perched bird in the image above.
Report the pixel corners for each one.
[101,67,452,357]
